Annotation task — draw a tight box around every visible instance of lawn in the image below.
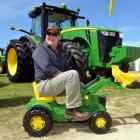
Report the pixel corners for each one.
[0,74,140,140]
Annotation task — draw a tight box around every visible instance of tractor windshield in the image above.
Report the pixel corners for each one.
[32,15,41,37]
[48,11,75,29]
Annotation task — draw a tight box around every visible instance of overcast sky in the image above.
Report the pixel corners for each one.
[1,0,140,48]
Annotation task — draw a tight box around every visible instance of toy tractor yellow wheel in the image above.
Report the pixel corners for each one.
[89,111,112,134]
[23,108,53,137]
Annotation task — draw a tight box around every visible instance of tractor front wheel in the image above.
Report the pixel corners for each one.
[0,62,5,74]
[23,108,53,137]
[89,111,112,134]
[61,41,87,82]
[119,62,130,73]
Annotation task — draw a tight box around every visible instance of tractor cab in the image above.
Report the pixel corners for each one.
[29,3,83,41]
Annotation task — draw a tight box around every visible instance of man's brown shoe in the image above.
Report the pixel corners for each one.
[65,108,91,121]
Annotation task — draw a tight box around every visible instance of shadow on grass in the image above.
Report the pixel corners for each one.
[49,121,118,136]
[112,113,140,127]
[128,81,140,89]
[0,74,7,77]
[50,122,94,136]
[0,82,10,88]
[49,113,140,136]
[0,96,32,108]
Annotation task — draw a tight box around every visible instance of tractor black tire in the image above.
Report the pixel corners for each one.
[6,39,34,82]
[89,62,130,81]
[0,62,6,74]
[89,70,97,79]
[89,111,112,134]
[119,62,130,73]
[61,41,87,82]
[106,63,130,81]
[23,108,53,137]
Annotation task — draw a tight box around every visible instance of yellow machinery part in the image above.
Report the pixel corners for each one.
[7,48,17,76]
[33,82,66,105]
[109,0,114,16]
[95,117,107,128]
[30,115,45,131]
[111,65,140,88]
[33,82,55,102]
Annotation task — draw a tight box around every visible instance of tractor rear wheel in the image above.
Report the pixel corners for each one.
[119,62,130,73]
[6,39,34,82]
[0,62,6,74]
[61,41,87,82]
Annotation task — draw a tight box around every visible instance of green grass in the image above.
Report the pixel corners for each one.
[0,74,33,140]
[0,74,140,139]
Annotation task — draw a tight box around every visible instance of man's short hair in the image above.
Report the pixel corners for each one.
[46,25,60,35]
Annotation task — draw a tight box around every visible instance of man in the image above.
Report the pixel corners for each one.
[32,25,90,121]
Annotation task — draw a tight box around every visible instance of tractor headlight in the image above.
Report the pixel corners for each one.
[100,31,116,36]
[119,32,123,39]
[100,31,109,36]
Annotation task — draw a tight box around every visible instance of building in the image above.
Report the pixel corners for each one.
[135,58,140,71]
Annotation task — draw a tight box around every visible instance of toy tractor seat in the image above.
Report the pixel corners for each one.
[33,82,55,102]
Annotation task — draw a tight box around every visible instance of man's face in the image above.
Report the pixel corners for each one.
[45,30,60,47]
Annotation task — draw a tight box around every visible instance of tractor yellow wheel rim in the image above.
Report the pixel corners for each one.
[7,48,17,76]
[30,116,45,131]
[95,117,106,128]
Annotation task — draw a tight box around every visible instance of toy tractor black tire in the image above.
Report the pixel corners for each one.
[23,108,53,137]
[89,111,112,134]
[61,41,87,82]
[6,39,34,82]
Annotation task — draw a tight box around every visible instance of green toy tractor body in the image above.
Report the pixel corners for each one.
[23,76,122,137]
[6,3,140,82]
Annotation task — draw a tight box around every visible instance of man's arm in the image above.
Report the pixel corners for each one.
[32,47,61,77]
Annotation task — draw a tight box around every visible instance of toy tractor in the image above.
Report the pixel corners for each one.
[23,76,122,137]
[0,48,6,74]
[6,3,140,82]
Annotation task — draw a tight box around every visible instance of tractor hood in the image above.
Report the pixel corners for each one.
[61,26,120,34]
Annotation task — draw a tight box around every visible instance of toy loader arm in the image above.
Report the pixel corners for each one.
[82,76,122,96]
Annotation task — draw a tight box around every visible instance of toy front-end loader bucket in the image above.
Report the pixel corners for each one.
[111,65,140,87]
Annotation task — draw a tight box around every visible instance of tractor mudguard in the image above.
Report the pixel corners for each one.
[26,97,53,112]
[20,35,41,49]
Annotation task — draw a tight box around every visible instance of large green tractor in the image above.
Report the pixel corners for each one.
[0,48,6,74]
[6,3,140,82]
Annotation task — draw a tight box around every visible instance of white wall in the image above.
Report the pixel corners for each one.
[135,58,140,71]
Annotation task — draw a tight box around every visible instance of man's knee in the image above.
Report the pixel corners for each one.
[66,70,79,80]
